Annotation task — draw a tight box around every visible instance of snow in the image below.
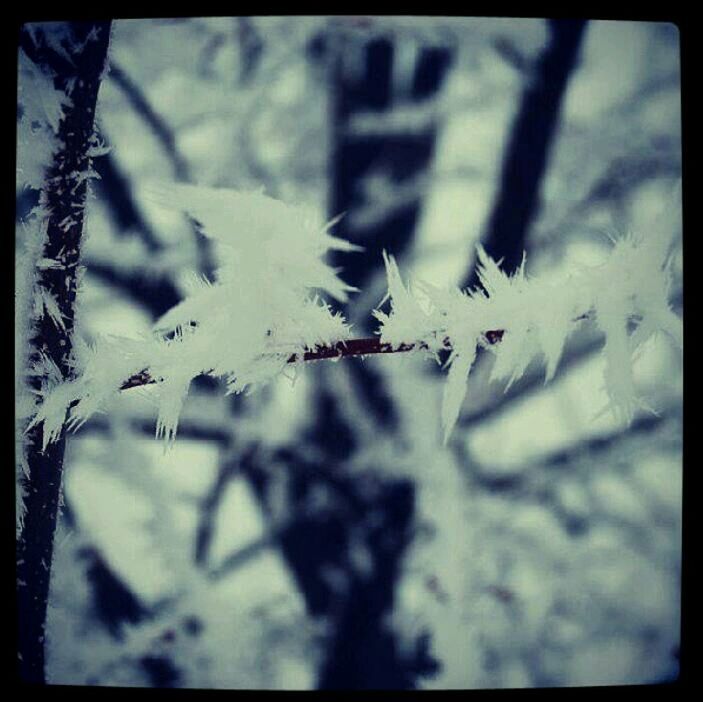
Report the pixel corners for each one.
[441,341,478,445]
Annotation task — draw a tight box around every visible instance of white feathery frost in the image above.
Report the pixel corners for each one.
[16,43,72,532]
[17,48,71,190]
[31,184,358,449]
[374,225,682,443]
[28,181,682,450]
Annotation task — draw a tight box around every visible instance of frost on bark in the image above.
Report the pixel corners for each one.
[16,21,111,684]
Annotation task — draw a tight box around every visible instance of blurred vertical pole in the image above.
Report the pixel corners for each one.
[16,21,111,684]
[462,19,587,291]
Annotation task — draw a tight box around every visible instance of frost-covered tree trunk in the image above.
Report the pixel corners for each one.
[16,21,111,684]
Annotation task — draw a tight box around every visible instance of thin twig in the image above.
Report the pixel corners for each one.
[116,331,506,392]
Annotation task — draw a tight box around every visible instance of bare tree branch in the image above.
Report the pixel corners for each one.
[86,260,181,320]
[194,454,241,567]
[461,20,587,290]
[107,61,215,278]
[108,61,190,182]
[456,404,680,497]
[93,150,163,252]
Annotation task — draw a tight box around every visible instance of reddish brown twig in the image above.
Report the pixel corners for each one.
[117,330,506,392]
[289,337,421,362]
[119,368,156,390]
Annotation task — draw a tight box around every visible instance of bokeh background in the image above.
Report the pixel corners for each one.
[17,17,682,689]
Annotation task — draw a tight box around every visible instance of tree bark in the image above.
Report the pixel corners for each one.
[17,21,111,684]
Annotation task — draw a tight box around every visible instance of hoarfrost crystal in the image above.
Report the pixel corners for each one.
[374,225,682,442]
[31,184,357,448]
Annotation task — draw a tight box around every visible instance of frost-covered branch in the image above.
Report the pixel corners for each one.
[111,332,504,392]
[457,286,682,431]
[28,184,359,448]
[375,219,682,442]
[29,183,682,453]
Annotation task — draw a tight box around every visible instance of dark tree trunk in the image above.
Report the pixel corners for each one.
[329,34,453,429]
[232,29,453,690]
[329,37,453,300]
[315,33,452,689]
[16,21,111,685]
[462,19,587,291]
[215,30,453,690]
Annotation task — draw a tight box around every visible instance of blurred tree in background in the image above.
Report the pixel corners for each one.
[16,17,682,689]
